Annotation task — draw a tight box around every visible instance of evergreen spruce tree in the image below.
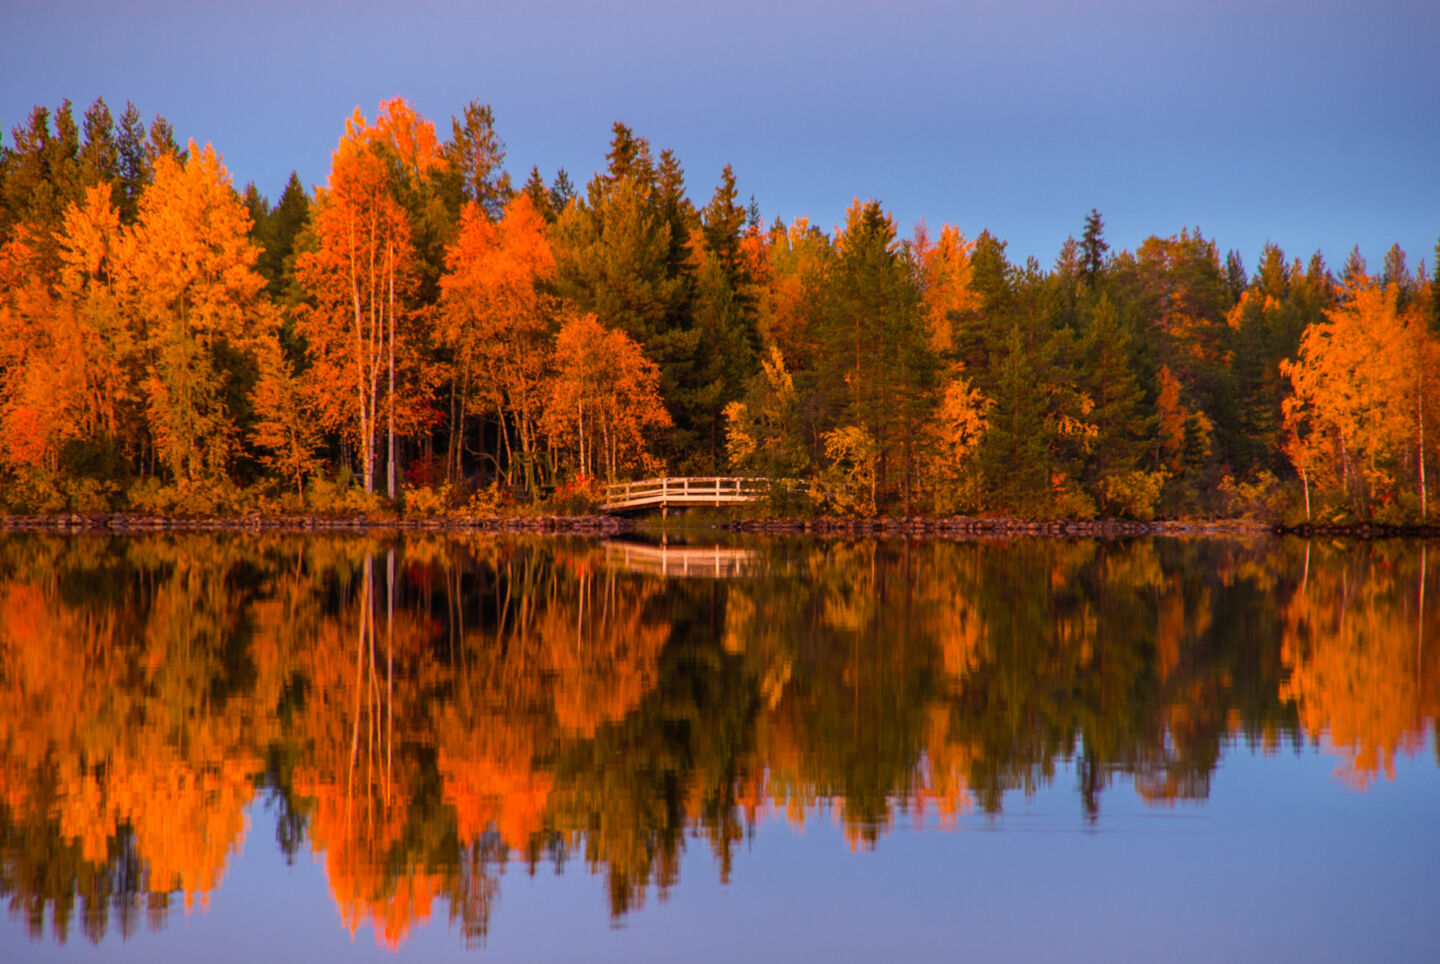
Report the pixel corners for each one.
[78,97,118,189]
[1224,249,1247,302]
[440,100,511,220]
[520,166,556,222]
[115,101,147,221]
[548,168,575,213]
[1080,208,1108,287]
[256,172,310,300]
[1084,294,1152,487]
[979,327,1048,513]
[1341,245,1367,287]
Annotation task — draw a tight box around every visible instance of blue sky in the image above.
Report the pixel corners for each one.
[4,0,1438,275]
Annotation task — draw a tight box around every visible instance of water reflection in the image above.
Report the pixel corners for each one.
[0,534,1435,948]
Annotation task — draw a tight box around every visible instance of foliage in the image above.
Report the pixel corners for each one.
[543,313,671,482]
[545,473,602,515]
[815,424,880,516]
[303,471,386,516]
[1099,469,1168,520]
[1215,471,1287,522]
[1280,277,1438,520]
[3,96,1437,520]
[401,484,452,517]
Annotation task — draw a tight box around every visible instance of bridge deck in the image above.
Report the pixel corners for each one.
[600,477,770,513]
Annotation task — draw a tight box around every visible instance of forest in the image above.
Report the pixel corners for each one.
[1,96,1437,522]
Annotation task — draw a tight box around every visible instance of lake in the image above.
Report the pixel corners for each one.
[1,532,1436,961]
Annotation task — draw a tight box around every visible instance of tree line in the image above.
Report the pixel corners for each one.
[1,96,1437,520]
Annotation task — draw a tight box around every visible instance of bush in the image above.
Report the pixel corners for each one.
[62,476,120,513]
[1,468,67,514]
[305,472,385,516]
[546,474,600,515]
[1216,471,1289,522]
[123,478,243,517]
[1098,470,1167,520]
[1050,485,1098,521]
[460,483,511,517]
[402,484,451,517]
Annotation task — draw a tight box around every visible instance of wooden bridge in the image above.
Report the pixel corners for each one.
[600,477,770,514]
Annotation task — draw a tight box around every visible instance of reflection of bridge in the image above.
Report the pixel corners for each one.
[601,477,770,514]
[603,541,758,579]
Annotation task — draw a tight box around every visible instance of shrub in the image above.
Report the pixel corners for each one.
[1098,470,1168,520]
[1215,471,1289,522]
[402,484,451,518]
[305,473,385,516]
[546,474,600,515]
[2,469,67,514]
[461,483,510,517]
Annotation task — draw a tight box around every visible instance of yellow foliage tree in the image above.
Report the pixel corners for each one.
[118,142,270,483]
[1280,278,1438,519]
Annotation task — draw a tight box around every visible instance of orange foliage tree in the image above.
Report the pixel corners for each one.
[438,193,557,490]
[543,313,671,482]
[296,103,432,497]
[0,184,132,471]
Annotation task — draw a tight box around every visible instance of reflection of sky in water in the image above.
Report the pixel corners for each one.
[7,737,1436,962]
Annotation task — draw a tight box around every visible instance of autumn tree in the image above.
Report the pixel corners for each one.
[117,143,270,484]
[755,216,832,385]
[1281,274,1438,519]
[438,193,556,490]
[0,184,130,472]
[250,334,322,493]
[543,314,671,481]
[724,345,811,480]
[296,105,425,496]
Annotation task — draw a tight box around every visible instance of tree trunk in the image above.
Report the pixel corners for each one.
[577,401,586,479]
[387,242,396,502]
[1419,379,1427,520]
[497,397,514,487]
[447,373,461,484]
[1300,461,1311,523]
[348,218,372,494]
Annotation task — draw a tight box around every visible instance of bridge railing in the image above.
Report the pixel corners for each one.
[601,476,772,510]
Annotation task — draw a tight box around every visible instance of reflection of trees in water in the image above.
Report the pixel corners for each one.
[0,535,266,944]
[0,533,1435,946]
[1280,543,1438,787]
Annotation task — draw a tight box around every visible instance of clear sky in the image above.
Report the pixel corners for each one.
[4,0,1438,275]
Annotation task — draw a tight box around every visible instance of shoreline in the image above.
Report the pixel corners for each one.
[2,512,1437,539]
[0,513,636,535]
[719,517,1274,538]
[723,518,1440,538]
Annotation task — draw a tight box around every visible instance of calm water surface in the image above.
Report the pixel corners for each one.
[0,533,1436,961]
